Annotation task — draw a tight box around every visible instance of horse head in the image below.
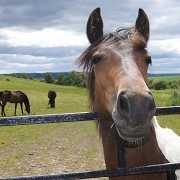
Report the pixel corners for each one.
[78,8,156,144]
[25,105,30,114]
[24,94,30,114]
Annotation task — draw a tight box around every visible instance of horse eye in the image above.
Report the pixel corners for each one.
[92,57,102,64]
[145,57,152,66]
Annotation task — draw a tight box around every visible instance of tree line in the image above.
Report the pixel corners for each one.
[9,71,86,87]
[43,71,86,87]
[148,79,180,90]
[10,72,179,90]
[7,72,180,106]
[148,79,180,106]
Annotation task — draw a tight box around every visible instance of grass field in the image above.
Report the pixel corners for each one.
[0,75,179,179]
[149,75,180,80]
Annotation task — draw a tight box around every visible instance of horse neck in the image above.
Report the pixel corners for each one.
[24,98,29,107]
[99,117,168,170]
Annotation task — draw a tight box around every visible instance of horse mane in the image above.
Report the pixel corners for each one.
[77,27,145,111]
[17,91,30,105]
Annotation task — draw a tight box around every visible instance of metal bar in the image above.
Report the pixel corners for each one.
[155,106,180,116]
[0,106,179,127]
[167,170,176,180]
[0,112,98,126]
[1,163,180,180]
[0,107,179,179]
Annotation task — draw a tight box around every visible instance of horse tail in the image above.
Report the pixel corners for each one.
[0,91,3,96]
[0,91,4,101]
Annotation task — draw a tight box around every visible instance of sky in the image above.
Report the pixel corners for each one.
[0,0,179,74]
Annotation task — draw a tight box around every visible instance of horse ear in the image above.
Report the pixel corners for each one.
[135,8,150,42]
[86,7,103,44]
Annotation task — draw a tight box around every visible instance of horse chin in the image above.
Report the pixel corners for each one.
[112,108,151,148]
[112,112,150,148]
[115,124,150,148]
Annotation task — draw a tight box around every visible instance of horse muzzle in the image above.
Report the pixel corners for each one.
[112,90,156,143]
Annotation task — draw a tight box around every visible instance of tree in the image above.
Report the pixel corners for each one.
[44,72,54,83]
[57,73,65,85]
[68,70,80,86]
[63,76,73,86]
[153,80,167,90]
[19,73,29,79]
[148,79,154,89]
[68,70,86,87]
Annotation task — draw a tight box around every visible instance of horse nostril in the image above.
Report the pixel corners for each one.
[118,91,129,113]
[120,96,128,112]
[148,91,153,96]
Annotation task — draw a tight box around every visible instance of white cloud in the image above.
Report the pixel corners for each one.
[150,39,180,53]
[149,58,180,74]
[0,53,78,73]
[0,27,88,48]
[0,0,179,74]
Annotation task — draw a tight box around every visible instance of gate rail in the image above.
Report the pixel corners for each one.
[0,106,180,180]
[1,163,180,180]
[0,106,179,126]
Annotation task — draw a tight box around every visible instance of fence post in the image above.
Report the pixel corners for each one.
[167,170,176,180]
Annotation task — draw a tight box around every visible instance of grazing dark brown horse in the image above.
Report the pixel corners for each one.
[0,90,30,116]
[48,89,57,108]
[78,8,169,180]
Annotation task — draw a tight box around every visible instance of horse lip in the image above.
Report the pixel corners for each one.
[112,107,151,142]
[115,124,150,142]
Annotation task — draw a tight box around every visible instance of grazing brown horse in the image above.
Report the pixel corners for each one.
[78,8,169,180]
[0,90,30,116]
[48,89,57,108]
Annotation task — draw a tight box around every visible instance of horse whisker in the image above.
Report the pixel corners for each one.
[110,122,115,129]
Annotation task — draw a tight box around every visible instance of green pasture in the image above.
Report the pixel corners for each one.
[149,75,180,81]
[0,75,89,115]
[0,75,179,179]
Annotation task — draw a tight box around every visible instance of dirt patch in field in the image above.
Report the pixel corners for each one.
[0,122,106,179]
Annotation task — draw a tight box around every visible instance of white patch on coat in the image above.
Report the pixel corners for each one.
[153,117,180,179]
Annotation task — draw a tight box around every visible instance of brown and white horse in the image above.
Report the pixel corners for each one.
[78,8,170,180]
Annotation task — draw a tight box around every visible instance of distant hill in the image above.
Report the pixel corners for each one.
[3,72,180,79]
[4,72,69,79]
[148,73,180,77]
[27,72,70,79]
